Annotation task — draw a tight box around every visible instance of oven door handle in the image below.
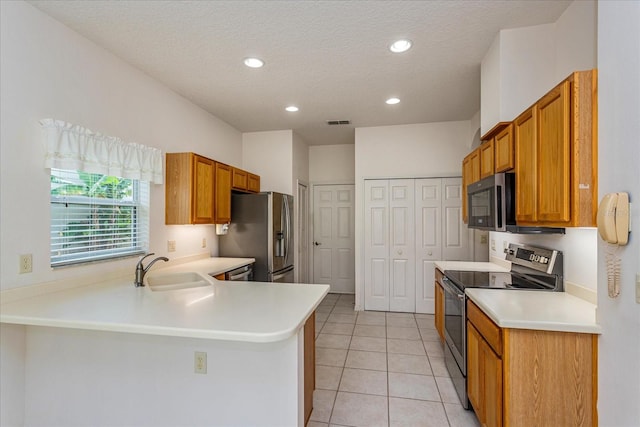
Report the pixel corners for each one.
[440,276,465,300]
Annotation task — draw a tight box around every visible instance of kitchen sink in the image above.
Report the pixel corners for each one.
[146,271,212,291]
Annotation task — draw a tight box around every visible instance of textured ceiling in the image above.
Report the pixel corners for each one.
[29,0,571,146]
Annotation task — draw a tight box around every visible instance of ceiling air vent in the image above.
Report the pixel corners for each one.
[326,120,351,125]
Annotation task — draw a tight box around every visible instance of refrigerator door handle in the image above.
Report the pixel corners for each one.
[283,196,291,265]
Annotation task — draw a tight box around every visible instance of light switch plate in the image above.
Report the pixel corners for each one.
[167,240,176,252]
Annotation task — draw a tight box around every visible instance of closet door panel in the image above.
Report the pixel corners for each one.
[415,179,442,314]
[389,180,415,313]
[364,180,390,311]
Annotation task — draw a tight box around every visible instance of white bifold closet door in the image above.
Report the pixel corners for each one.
[364,179,415,312]
[365,177,468,313]
[415,177,469,313]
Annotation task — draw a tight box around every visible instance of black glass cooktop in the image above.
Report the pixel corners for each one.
[444,270,556,292]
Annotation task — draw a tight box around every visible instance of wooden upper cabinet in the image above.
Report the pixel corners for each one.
[514,107,538,223]
[231,167,248,191]
[462,150,480,224]
[165,153,215,224]
[515,70,597,227]
[536,81,571,223]
[231,167,260,193]
[247,173,260,193]
[214,162,232,224]
[479,139,495,179]
[494,124,514,172]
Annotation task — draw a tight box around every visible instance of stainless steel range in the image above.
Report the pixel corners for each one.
[438,243,564,409]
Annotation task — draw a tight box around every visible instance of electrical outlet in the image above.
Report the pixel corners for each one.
[491,239,496,251]
[19,254,32,274]
[202,238,207,248]
[480,234,488,244]
[167,240,176,252]
[194,351,207,374]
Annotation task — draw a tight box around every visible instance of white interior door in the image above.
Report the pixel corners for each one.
[441,178,471,260]
[415,178,442,314]
[297,181,309,283]
[389,180,415,312]
[364,180,389,310]
[312,184,355,293]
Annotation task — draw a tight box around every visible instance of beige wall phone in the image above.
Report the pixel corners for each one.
[597,192,631,297]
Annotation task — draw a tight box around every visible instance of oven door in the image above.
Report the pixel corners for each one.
[441,275,470,409]
[441,276,466,374]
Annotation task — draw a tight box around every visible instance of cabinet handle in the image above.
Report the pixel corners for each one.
[314,242,321,246]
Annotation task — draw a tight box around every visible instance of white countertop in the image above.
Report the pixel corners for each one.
[466,288,600,334]
[434,261,510,273]
[0,258,329,343]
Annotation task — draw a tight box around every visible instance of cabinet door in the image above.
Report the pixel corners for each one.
[231,167,248,191]
[364,180,390,311]
[389,179,415,313]
[514,107,537,223]
[468,322,503,427]
[304,312,315,425]
[214,162,232,224]
[536,81,571,223]
[484,345,503,427]
[247,173,260,193]
[462,157,471,224]
[494,124,514,172]
[434,275,444,342]
[192,155,215,224]
[480,140,495,179]
[415,179,441,314]
[467,322,483,419]
[462,151,479,224]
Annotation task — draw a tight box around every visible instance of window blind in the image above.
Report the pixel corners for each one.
[50,168,149,267]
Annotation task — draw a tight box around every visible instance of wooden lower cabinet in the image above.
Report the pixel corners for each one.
[467,300,597,427]
[304,312,315,425]
[468,322,503,427]
[434,269,445,342]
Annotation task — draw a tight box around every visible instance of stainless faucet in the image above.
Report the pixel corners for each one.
[134,253,169,287]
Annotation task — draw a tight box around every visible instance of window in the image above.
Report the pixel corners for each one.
[50,168,149,267]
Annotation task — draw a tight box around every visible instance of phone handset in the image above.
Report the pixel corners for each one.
[597,192,630,245]
[597,192,631,298]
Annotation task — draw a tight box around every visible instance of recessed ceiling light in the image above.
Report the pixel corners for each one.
[386,97,400,105]
[389,39,412,53]
[285,106,299,112]
[244,57,264,68]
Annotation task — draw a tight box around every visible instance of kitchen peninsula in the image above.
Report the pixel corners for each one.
[0,258,329,427]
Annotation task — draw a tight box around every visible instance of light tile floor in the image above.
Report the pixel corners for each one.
[310,293,481,427]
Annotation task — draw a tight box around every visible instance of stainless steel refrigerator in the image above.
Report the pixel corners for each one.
[219,192,294,282]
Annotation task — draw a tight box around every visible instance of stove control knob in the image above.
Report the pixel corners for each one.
[541,257,548,264]
[529,254,535,261]
[534,255,541,262]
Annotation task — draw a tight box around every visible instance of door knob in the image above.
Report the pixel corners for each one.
[314,242,321,246]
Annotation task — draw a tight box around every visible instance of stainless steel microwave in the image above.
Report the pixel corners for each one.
[467,173,515,232]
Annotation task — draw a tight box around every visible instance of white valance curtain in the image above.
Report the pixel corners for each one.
[40,119,163,184]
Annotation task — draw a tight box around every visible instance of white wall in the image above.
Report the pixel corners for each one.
[555,0,598,80]
[353,121,472,308]
[0,1,242,293]
[309,144,356,183]
[242,130,294,195]
[596,2,640,425]
[480,0,597,135]
[0,2,244,423]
